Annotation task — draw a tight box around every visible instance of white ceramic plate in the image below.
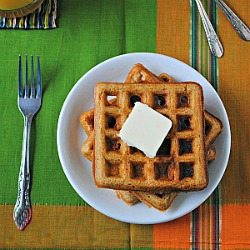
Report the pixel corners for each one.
[57,53,231,224]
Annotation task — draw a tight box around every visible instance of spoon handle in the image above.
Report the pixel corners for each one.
[195,0,224,57]
[215,0,250,41]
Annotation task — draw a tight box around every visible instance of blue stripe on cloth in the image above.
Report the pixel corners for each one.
[0,0,57,29]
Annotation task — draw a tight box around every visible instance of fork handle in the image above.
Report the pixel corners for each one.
[13,116,32,230]
[195,0,224,57]
[215,0,250,41]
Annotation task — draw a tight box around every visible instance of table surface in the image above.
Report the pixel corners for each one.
[0,0,249,249]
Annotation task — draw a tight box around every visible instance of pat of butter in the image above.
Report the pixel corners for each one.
[119,102,172,158]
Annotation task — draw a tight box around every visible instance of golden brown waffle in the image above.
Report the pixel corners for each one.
[80,64,222,209]
[158,73,175,83]
[81,132,94,161]
[125,63,174,83]
[132,191,178,211]
[115,190,139,205]
[93,82,207,192]
[204,111,223,147]
[207,144,216,163]
[79,109,95,136]
[115,188,180,211]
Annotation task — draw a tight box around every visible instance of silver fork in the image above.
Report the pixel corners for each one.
[13,55,42,230]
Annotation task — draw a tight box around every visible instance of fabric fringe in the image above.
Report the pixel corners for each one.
[0,0,57,29]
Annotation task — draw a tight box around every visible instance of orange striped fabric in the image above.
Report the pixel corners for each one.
[155,0,250,249]
[154,214,191,248]
[218,0,250,205]
[221,205,250,249]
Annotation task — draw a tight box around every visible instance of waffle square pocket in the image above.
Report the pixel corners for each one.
[93,82,207,192]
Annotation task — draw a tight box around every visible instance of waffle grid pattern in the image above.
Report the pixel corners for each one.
[94,82,207,192]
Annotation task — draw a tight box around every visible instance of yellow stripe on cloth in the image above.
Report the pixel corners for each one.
[0,205,130,249]
[156,0,190,65]
[130,224,154,248]
[218,0,250,204]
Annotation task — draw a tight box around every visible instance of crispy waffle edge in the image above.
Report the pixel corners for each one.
[93,82,208,192]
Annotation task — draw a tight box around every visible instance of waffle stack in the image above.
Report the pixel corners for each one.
[79,64,223,211]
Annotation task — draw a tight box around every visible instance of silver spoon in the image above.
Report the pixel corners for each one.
[215,0,250,41]
[195,0,224,57]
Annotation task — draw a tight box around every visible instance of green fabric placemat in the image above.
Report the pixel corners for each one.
[0,0,157,206]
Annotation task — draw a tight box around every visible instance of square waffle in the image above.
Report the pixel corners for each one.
[80,64,222,210]
[93,82,207,192]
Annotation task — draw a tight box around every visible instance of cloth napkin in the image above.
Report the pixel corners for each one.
[0,0,249,249]
[0,0,57,29]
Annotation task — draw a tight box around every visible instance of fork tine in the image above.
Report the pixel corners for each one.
[18,55,23,97]
[25,54,29,98]
[31,55,35,98]
[36,56,42,98]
